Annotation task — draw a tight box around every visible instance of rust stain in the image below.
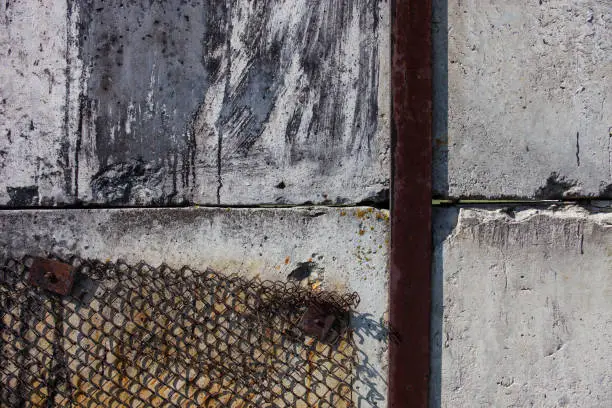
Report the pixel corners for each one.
[28,257,75,295]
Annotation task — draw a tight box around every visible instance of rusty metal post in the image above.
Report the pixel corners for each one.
[390,0,433,407]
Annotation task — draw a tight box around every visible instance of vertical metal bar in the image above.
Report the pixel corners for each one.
[390,0,433,407]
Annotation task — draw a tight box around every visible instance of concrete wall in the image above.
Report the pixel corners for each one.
[1,0,390,206]
[2,0,612,407]
[431,1,612,406]
[431,205,612,407]
[434,0,611,199]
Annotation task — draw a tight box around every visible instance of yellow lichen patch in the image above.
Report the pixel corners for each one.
[355,209,369,218]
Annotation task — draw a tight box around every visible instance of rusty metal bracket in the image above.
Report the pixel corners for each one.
[27,257,75,295]
[299,302,349,345]
[390,0,433,406]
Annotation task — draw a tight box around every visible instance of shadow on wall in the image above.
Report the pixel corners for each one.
[432,0,449,198]
[431,0,449,405]
[352,312,392,407]
[430,207,459,408]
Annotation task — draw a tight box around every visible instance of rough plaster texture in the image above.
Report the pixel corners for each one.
[0,0,390,207]
[0,206,390,407]
[431,205,612,407]
[434,0,612,199]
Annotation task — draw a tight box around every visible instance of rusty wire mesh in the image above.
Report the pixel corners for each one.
[0,256,360,407]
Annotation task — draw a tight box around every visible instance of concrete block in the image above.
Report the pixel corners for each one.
[434,0,612,199]
[0,206,390,407]
[0,1,74,206]
[431,205,612,407]
[0,1,390,207]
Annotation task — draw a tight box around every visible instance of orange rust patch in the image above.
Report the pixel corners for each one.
[284,256,290,264]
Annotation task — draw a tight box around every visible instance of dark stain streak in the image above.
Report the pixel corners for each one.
[74,95,86,201]
[292,0,379,168]
[77,0,216,203]
[74,34,91,202]
[171,151,178,199]
[575,131,580,166]
[62,0,75,198]
[5,129,11,143]
[217,3,281,159]
[0,150,7,169]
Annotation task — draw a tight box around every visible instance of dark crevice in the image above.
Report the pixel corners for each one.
[433,197,606,208]
[576,132,580,166]
[2,196,610,212]
[0,201,389,211]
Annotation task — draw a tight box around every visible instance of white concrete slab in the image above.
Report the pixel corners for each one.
[0,206,390,407]
[434,0,612,199]
[431,205,612,407]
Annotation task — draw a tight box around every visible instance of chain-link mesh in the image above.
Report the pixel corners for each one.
[0,256,360,407]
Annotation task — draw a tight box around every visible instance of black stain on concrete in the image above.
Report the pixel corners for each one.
[76,0,223,200]
[59,0,75,199]
[289,1,380,171]
[0,150,7,169]
[287,261,317,281]
[90,159,180,205]
[535,172,578,199]
[6,186,39,206]
[70,0,381,204]
[600,183,612,199]
[575,132,580,166]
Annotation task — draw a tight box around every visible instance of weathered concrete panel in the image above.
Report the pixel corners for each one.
[0,1,390,207]
[0,206,390,407]
[431,205,612,407]
[434,0,612,199]
[0,1,76,205]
